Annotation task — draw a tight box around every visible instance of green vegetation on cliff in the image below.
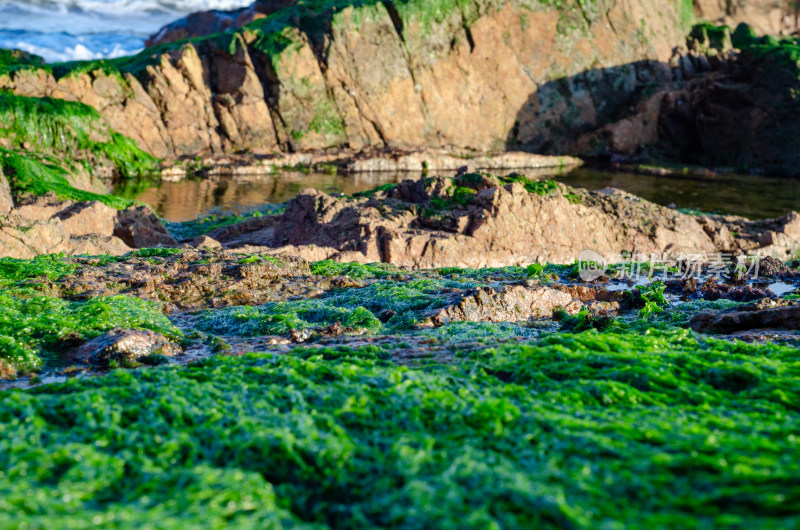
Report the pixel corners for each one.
[0,93,158,178]
[2,329,799,527]
[0,148,135,208]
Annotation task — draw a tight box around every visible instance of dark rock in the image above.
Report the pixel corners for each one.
[114,206,179,248]
[690,300,800,333]
[70,328,181,367]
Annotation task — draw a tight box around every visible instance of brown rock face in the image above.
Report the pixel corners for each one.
[54,201,117,237]
[0,171,13,215]
[209,176,800,268]
[0,194,181,258]
[0,0,689,158]
[114,206,179,249]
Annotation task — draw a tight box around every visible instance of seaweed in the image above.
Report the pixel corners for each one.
[2,329,800,526]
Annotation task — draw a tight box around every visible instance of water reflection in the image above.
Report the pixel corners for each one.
[116,167,800,223]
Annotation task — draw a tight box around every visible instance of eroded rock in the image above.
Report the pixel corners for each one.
[70,328,181,367]
[57,249,313,310]
[114,206,179,249]
[690,299,800,333]
[209,176,800,268]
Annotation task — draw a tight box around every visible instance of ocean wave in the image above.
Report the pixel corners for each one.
[0,29,144,62]
[0,0,253,62]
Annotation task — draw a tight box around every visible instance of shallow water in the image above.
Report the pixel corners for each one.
[117,166,800,223]
[116,171,412,222]
[559,168,800,220]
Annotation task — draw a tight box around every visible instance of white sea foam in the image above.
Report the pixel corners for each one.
[0,0,253,62]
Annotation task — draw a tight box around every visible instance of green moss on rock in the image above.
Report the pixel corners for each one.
[0,93,158,178]
[0,293,181,373]
[0,148,135,208]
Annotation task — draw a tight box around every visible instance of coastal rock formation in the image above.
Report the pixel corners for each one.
[0,187,177,259]
[0,0,689,158]
[691,299,800,333]
[69,328,181,367]
[204,175,800,267]
[146,0,297,46]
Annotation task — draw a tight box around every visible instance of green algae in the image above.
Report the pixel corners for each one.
[0,294,181,373]
[0,254,77,285]
[166,205,284,241]
[198,298,382,336]
[198,278,470,336]
[0,148,134,208]
[2,328,800,527]
[0,93,158,178]
[310,259,400,279]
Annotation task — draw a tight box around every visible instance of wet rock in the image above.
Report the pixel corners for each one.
[757,256,800,278]
[690,300,800,333]
[114,206,179,248]
[57,249,312,310]
[70,328,181,367]
[289,329,315,343]
[667,277,774,302]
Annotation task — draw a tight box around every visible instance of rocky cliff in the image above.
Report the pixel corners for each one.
[0,0,691,159]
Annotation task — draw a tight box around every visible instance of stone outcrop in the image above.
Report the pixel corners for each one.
[57,250,313,310]
[691,299,800,333]
[427,284,578,325]
[0,0,689,158]
[195,174,800,268]
[0,192,178,258]
[69,328,181,367]
[202,175,800,268]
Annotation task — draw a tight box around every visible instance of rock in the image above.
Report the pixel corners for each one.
[114,206,179,248]
[690,300,800,333]
[56,249,312,310]
[190,235,223,249]
[54,201,117,237]
[0,217,69,258]
[145,0,296,47]
[13,192,68,221]
[211,176,800,268]
[692,0,798,36]
[67,234,132,256]
[70,328,181,367]
[0,170,13,215]
[0,0,691,158]
[427,284,579,326]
